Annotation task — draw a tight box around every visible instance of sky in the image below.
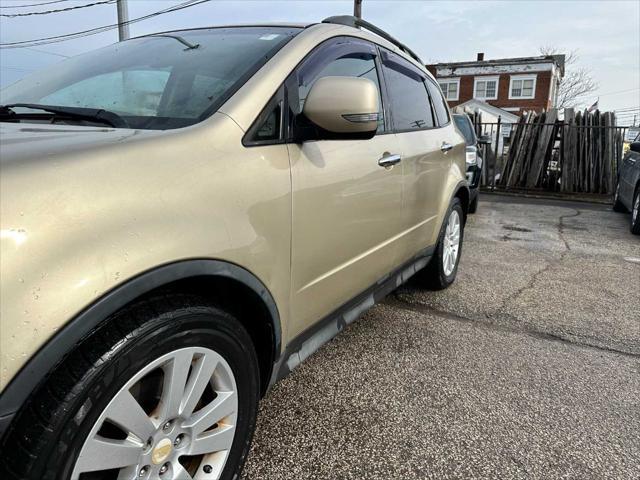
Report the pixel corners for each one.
[0,0,638,125]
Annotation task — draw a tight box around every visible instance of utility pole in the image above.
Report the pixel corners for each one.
[354,0,363,19]
[117,0,130,41]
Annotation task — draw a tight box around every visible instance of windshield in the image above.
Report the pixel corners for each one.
[453,114,476,145]
[0,27,300,130]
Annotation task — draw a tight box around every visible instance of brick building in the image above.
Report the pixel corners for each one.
[426,53,565,116]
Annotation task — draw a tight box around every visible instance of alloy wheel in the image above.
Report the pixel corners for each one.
[71,347,238,480]
[442,209,461,276]
[634,192,639,224]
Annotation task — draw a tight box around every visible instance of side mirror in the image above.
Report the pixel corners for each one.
[302,76,379,139]
[630,142,640,153]
[478,134,492,145]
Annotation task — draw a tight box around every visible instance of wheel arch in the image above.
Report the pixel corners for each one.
[0,259,281,438]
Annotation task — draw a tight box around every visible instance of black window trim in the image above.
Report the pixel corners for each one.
[379,47,444,134]
[425,76,452,128]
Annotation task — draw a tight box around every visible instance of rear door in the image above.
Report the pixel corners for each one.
[380,50,457,262]
[286,38,403,338]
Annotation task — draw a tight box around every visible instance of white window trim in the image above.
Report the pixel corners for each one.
[473,76,499,100]
[438,77,460,101]
[508,74,537,100]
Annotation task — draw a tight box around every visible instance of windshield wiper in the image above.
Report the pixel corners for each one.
[0,103,129,128]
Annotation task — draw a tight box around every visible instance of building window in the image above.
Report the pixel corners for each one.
[509,75,536,99]
[438,78,459,101]
[473,76,499,100]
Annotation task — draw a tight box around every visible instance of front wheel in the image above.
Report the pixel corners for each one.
[0,296,260,480]
[416,197,465,290]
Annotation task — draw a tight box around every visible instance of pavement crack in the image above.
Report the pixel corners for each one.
[558,209,581,252]
[387,295,640,359]
[493,208,581,315]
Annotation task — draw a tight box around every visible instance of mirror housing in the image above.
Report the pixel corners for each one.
[478,134,492,145]
[630,142,640,153]
[302,76,379,139]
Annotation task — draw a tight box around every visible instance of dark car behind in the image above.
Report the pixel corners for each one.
[453,113,484,213]
[613,133,640,234]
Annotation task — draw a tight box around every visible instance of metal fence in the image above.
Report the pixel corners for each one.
[473,118,628,195]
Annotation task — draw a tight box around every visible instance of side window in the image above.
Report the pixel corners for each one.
[244,87,283,145]
[426,79,451,126]
[381,50,434,131]
[292,40,385,134]
[254,103,282,141]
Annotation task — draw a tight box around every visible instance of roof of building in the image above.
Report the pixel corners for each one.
[428,55,565,76]
[452,99,520,123]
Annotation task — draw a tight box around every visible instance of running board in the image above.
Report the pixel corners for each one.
[268,246,434,388]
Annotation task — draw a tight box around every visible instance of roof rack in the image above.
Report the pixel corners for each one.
[322,15,423,65]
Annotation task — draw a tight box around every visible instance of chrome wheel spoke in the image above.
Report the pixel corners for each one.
[171,462,194,480]
[443,209,461,276]
[104,389,156,440]
[183,391,237,435]
[161,349,194,420]
[188,424,236,456]
[181,353,219,417]
[74,437,141,474]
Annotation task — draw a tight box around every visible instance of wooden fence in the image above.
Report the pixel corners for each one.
[473,109,628,195]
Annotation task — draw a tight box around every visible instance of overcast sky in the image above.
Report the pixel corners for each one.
[1,0,638,124]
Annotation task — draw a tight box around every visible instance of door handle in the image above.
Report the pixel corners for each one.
[441,142,454,153]
[378,153,402,168]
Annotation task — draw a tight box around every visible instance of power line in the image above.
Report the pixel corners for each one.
[24,46,70,57]
[0,0,70,9]
[1,66,33,72]
[1,0,115,18]
[0,0,211,49]
[597,87,640,97]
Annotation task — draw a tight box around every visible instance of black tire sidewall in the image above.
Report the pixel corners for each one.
[38,304,259,480]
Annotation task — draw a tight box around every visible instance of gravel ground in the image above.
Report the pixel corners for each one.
[242,195,640,480]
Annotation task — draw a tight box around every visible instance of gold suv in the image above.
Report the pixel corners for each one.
[0,16,468,479]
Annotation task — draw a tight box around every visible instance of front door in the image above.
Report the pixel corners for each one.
[380,49,458,264]
[286,37,402,338]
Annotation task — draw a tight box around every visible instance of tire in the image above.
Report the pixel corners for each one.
[416,197,465,290]
[0,295,260,480]
[613,181,627,213]
[468,193,479,214]
[631,187,640,235]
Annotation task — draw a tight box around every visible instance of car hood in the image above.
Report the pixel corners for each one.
[0,122,162,167]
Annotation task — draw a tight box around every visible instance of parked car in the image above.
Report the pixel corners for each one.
[0,16,468,479]
[452,113,490,213]
[613,133,640,234]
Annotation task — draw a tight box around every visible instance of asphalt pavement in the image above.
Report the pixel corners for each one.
[242,194,640,480]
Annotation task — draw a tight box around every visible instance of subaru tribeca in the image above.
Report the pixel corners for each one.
[0,16,468,480]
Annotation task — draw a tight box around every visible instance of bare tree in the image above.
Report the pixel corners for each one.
[539,46,598,110]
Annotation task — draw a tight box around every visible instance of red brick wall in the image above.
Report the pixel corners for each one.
[435,70,553,115]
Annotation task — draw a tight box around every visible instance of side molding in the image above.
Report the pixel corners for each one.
[0,259,281,438]
[270,245,434,387]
